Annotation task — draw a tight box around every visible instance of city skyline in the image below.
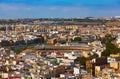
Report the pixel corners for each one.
[0,0,120,18]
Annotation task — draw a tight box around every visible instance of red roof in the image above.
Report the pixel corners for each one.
[8,76,14,79]
[8,76,21,79]
[56,51,61,55]
[72,74,75,76]
[15,76,21,78]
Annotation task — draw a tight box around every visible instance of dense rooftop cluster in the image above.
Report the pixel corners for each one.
[0,17,120,79]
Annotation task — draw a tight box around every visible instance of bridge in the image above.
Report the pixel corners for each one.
[32,45,93,52]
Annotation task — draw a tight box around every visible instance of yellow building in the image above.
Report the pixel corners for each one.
[95,66,102,77]
[110,62,120,69]
[110,53,120,57]
[86,61,93,75]
[48,38,57,45]
[43,36,48,42]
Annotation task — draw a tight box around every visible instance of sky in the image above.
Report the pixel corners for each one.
[0,0,120,18]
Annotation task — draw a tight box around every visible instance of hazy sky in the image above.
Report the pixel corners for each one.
[0,0,120,18]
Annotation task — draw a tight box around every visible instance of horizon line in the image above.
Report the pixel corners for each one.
[0,16,119,19]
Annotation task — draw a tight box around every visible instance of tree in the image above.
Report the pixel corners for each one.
[1,40,12,46]
[87,53,98,60]
[0,27,6,31]
[75,57,87,65]
[75,53,99,65]
[99,34,120,56]
[73,37,82,42]
[102,42,120,56]
[10,46,28,54]
[100,34,116,44]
